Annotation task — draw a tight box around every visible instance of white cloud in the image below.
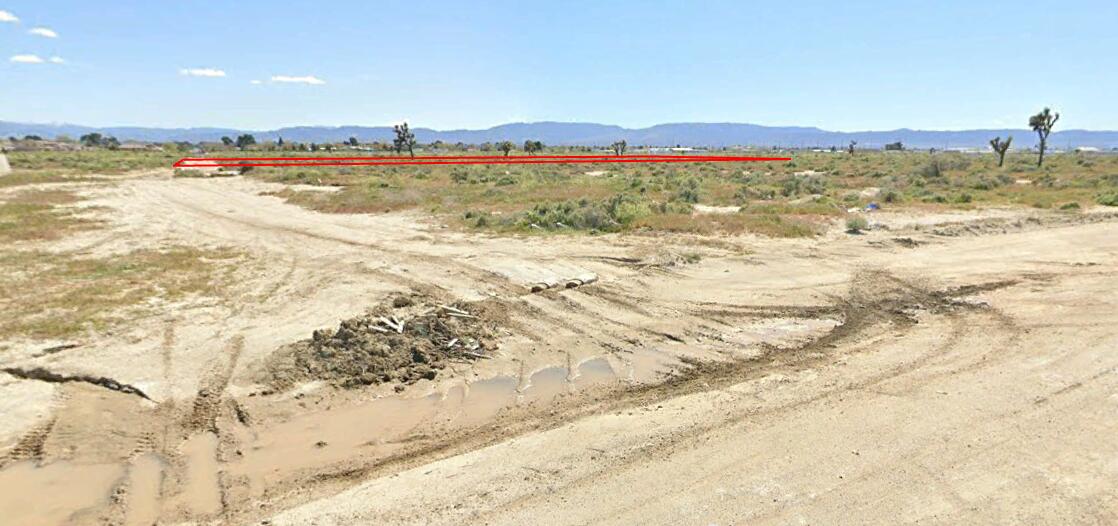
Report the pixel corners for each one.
[179,67,226,78]
[270,75,326,85]
[250,79,262,84]
[28,27,58,38]
[49,56,65,64]
[0,10,18,23]
[10,54,44,64]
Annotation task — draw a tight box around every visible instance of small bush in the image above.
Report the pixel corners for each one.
[845,215,869,233]
[918,161,943,179]
[781,174,827,197]
[1097,193,1118,207]
[675,178,701,203]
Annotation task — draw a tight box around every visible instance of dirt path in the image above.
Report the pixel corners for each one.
[2,172,1116,524]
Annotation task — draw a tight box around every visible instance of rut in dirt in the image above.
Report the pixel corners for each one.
[2,367,153,401]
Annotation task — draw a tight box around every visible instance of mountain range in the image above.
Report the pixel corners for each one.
[3,120,1117,150]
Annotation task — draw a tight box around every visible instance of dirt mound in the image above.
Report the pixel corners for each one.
[265,295,506,389]
[923,210,1118,237]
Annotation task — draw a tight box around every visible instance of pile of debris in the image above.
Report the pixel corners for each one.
[266,296,505,389]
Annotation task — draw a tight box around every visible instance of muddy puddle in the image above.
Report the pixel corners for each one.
[0,460,124,525]
[175,432,222,517]
[231,353,629,494]
[124,453,165,526]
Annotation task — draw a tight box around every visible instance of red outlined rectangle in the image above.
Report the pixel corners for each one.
[173,154,791,168]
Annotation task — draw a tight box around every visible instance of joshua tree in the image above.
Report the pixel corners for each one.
[989,136,1012,167]
[1029,108,1059,167]
[848,140,857,155]
[393,122,416,157]
[498,141,515,156]
[611,140,627,156]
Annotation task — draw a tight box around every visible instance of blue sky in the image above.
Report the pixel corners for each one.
[1,1,1115,131]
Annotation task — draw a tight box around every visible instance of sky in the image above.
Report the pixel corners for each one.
[1,0,1116,131]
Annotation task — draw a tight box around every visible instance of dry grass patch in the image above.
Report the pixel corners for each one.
[633,212,823,237]
[0,171,103,189]
[0,189,101,243]
[7,150,178,174]
[0,247,242,339]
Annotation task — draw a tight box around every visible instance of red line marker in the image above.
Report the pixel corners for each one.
[173,154,790,168]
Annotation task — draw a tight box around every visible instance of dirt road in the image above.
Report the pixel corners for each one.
[2,173,1116,524]
[274,268,1118,525]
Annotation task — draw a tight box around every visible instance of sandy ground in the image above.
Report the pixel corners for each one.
[1,171,1116,525]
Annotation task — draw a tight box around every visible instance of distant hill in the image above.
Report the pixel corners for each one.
[3,120,1117,150]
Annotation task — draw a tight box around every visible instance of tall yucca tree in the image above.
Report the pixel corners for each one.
[989,136,1012,167]
[1029,108,1059,167]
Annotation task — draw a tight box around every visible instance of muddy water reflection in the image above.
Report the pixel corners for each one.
[234,353,628,493]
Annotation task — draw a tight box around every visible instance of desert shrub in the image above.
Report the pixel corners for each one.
[463,209,492,227]
[781,174,827,196]
[1034,174,1058,188]
[937,155,972,171]
[675,178,701,203]
[514,193,654,232]
[1097,193,1118,207]
[967,176,996,190]
[845,215,869,233]
[651,200,693,215]
[734,185,776,202]
[881,188,902,203]
[918,160,943,179]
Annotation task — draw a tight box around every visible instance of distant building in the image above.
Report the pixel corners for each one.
[1074,146,1101,153]
[645,146,708,153]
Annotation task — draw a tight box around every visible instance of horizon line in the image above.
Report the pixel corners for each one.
[4,119,1117,134]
